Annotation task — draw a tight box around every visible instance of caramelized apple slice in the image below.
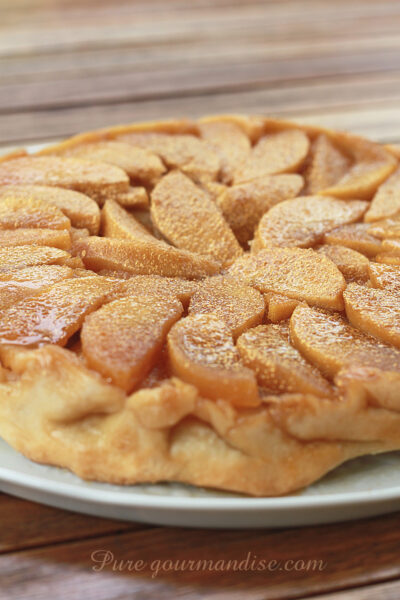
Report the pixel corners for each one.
[199,120,251,184]
[364,167,400,222]
[0,265,73,310]
[228,247,346,310]
[151,170,242,267]
[290,304,400,378]
[319,133,396,199]
[382,239,400,256]
[344,283,400,348]
[115,186,149,208]
[0,196,70,230]
[81,293,183,392]
[56,141,166,186]
[237,323,332,396]
[265,293,300,322]
[303,134,351,194]
[0,228,71,249]
[375,252,400,266]
[168,314,259,406]
[118,275,198,307]
[324,223,382,257]
[199,114,265,143]
[0,156,130,205]
[73,236,219,278]
[317,244,370,282]
[217,174,303,246]
[367,215,400,240]
[234,129,310,184]
[253,196,367,250]
[0,245,71,273]
[119,132,221,182]
[102,199,157,242]
[369,262,400,293]
[0,276,118,346]
[188,276,265,338]
[0,185,100,234]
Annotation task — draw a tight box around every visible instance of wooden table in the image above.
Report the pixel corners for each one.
[1,0,400,598]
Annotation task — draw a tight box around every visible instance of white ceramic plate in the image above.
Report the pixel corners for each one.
[2,439,400,528]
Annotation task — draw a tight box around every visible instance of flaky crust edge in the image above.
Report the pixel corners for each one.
[1,345,400,496]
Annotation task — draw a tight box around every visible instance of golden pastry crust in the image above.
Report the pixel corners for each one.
[0,115,399,497]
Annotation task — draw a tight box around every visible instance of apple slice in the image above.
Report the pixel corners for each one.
[53,140,166,186]
[318,132,396,200]
[151,170,242,267]
[0,276,118,346]
[234,129,310,184]
[367,215,400,240]
[369,262,400,293]
[0,265,73,310]
[102,199,157,242]
[217,174,303,246]
[265,293,300,322]
[253,196,367,250]
[0,246,71,273]
[199,120,251,184]
[290,304,400,378]
[237,323,332,396]
[228,247,346,310]
[375,252,400,266]
[324,223,382,257]
[188,276,265,338]
[168,313,260,406]
[0,228,71,249]
[382,239,400,256]
[115,187,149,208]
[73,236,219,279]
[118,275,198,307]
[0,185,100,234]
[364,167,400,222]
[0,196,70,230]
[119,131,221,182]
[0,156,130,205]
[344,282,400,348]
[81,293,183,392]
[317,244,370,282]
[303,134,351,194]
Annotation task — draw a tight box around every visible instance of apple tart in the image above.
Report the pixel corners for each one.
[1,115,400,496]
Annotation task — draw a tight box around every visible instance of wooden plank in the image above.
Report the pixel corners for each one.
[0,494,139,554]
[2,34,400,83]
[2,1,400,56]
[2,50,400,113]
[1,513,400,600]
[1,74,400,146]
[308,579,400,599]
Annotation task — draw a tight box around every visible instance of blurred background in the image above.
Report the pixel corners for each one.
[1,0,400,149]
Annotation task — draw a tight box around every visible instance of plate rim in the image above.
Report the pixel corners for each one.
[2,461,400,511]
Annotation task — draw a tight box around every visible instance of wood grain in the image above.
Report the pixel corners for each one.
[311,580,400,600]
[0,0,400,147]
[1,1,400,599]
[0,493,139,554]
[1,513,400,600]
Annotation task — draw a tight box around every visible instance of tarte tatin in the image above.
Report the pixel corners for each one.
[0,115,400,496]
